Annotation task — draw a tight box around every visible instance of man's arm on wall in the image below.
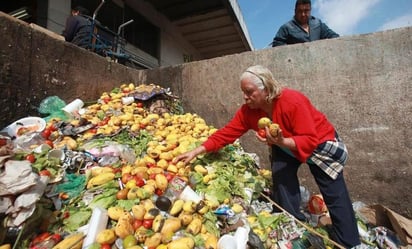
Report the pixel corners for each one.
[272,25,289,47]
[320,22,339,39]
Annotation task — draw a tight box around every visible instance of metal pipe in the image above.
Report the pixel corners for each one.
[117,19,134,35]
[93,0,105,20]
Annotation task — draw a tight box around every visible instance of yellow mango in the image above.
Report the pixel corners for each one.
[167,237,194,249]
[186,218,202,235]
[155,174,168,190]
[132,204,146,220]
[147,167,164,175]
[160,217,182,236]
[115,212,134,239]
[142,184,156,195]
[194,165,208,175]
[108,206,126,221]
[96,229,116,244]
[157,159,169,169]
[144,233,162,248]
[131,166,148,175]
[183,201,195,214]
[204,233,218,249]
[159,152,173,161]
[178,211,193,226]
[141,199,156,211]
[169,199,184,216]
[122,165,133,174]
[156,244,168,249]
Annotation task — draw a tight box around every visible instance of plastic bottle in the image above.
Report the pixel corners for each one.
[81,207,108,249]
[164,176,187,202]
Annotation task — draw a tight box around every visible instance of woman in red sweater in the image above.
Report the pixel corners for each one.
[175,65,360,248]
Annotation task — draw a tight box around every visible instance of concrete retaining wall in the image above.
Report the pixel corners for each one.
[1,12,411,218]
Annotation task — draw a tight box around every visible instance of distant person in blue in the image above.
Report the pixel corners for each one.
[271,0,339,47]
[62,6,92,49]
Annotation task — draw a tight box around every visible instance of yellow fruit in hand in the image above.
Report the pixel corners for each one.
[269,123,280,136]
[257,117,271,129]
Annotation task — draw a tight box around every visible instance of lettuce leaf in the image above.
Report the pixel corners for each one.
[89,188,118,209]
[63,208,92,232]
[117,199,140,211]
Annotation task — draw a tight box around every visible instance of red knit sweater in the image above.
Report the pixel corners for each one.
[202,88,336,162]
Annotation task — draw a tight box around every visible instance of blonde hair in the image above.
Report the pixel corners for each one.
[240,65,283,101]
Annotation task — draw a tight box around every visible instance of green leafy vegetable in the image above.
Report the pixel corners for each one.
[63,208,92,232]
[117,199,140,211]
[203,211,220,237]
[89,188,118,209]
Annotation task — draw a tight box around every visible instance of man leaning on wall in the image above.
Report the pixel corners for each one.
[271,0,339,47]
[62,6,92,49]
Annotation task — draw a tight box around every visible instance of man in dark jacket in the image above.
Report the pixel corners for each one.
[62,6,91,48]
[272,0,339,47]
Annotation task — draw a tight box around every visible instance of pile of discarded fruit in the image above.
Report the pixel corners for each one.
[0,83,407,249]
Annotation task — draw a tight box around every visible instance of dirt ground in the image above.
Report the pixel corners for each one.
[298,165,412,219]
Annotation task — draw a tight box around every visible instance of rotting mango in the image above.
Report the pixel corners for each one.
[115,212,134,239]
[186,217,202,235]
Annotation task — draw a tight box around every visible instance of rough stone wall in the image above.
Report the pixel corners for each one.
[147,32,412,218]
[0,13,147,126]
[1,12,411,218]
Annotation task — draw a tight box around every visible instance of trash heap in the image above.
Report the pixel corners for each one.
[0,83,408,249]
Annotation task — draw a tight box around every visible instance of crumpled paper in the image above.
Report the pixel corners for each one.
[0,160,38,196]
[0,160,50,226]
[0,196,13,213]
[6,175,49,226]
